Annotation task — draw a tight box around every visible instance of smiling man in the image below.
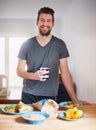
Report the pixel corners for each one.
[17,7,89,105]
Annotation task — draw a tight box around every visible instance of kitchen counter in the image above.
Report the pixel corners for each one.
[0,87,21,104]
[0,104,96,130]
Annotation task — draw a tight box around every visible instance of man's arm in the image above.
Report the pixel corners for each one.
[16,59,40,80]
[59,58,78,101]
[59,58,90,104]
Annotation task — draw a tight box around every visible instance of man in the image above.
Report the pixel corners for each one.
[17,7,89,104]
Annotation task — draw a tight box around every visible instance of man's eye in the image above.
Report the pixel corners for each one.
[40,19,44,22]
[47,19,52,22]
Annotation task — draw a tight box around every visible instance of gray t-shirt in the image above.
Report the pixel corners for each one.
[18,35,69,96]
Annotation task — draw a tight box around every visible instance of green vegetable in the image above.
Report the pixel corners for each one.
[4,105,15,111]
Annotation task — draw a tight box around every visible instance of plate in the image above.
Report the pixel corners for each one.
[22,111,50,125]
[2,104,33,115]
[59,112,84,121]
[59,101,82,110]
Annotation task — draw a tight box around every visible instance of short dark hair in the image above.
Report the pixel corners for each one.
[37,7,55,22]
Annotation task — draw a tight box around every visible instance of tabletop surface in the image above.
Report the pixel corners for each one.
[0,104,96,130]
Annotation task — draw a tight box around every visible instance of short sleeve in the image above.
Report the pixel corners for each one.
[18,40,29,60]
[59,40,69,59]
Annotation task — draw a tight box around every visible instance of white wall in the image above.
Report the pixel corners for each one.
[61,0,96,103]
[0,0,96,103]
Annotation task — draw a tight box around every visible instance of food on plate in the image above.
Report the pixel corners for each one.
[64,102,80,108]
[15,101,31,112]
[3,101,31,113]
[27,114,46,120]
[59,101,82,110]
[65,108,84,119]
[76,109,84,118]
[32,99,59,118]
[4,104,16,113]
[22,111,50,125]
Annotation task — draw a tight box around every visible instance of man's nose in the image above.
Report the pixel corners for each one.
[43,21,48,26]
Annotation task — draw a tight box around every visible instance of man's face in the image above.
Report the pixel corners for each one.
[37,13,54,36]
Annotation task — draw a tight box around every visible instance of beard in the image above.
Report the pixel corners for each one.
[39,26,52,36]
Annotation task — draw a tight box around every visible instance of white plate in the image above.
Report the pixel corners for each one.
[59,112,85,121]
[2,104,33,115]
